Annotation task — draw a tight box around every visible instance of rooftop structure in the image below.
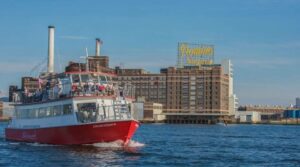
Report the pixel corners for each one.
[238,105,287,113]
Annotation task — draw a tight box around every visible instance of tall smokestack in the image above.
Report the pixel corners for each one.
[95,38,102,56]
[48,25,55,73]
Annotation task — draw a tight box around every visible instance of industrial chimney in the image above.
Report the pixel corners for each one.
[47,25,55,73]
[95,38,102,56]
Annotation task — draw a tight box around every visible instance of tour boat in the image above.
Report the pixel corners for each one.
[5,26,139,145]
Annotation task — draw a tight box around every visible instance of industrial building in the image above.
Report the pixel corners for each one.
[116,64,231,123]
[115,43,237,124]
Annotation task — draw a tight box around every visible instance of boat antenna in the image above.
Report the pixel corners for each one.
[80,47,89,72]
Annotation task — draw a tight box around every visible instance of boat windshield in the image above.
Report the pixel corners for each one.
[76,101,131,123]
[76,103,98,123]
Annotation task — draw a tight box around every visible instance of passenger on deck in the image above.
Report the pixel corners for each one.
[57,79,63,97]
[98,85,105,95]
[53,84,59,99]
[84,83,89,95]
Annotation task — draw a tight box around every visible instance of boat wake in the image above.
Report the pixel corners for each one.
[6,141,61,147]
[26,142,62,147]
[88,140,124,148]
[87,140,145,148]
[127,140,145,147]
[4,139,145,154]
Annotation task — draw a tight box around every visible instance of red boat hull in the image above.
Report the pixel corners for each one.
[5,120,139,145]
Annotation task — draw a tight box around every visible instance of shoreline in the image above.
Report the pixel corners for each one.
[139,120,300,125]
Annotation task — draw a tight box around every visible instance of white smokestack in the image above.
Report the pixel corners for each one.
[48,25,55,73]
[95,38,101,56]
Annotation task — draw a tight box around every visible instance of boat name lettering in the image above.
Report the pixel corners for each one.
[22,132,37,140]
[93,123,116,128]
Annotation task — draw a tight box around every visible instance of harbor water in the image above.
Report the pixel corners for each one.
[0,122,300,167]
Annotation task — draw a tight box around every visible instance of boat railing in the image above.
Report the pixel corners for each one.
[13,82,135,104]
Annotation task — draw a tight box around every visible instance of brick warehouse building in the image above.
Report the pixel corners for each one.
[115,65,230,123]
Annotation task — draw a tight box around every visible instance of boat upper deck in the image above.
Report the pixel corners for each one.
[12,71,135,105]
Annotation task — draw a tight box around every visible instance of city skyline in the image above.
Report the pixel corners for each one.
[0,0,299,105]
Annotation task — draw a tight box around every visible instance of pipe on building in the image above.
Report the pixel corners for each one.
[96,38,101,56]
[48,25,55,73]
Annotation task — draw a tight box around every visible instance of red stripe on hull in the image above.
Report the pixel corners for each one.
[5,120,139,145]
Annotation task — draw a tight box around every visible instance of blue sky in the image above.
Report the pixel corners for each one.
[0,0,299,105]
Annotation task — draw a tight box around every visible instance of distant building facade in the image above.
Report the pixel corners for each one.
[1,102,14,119]
[116,65,229,114]
[144,102,164,121]
[296,97,300,108]
[0,101,3,117]
[131,101,164,122]
[22,77,39,93]
[221,59,238,116]
[116,64,231,123]
[238,105,286,113]
[9,85,18,102]
[236,111,261,123]
[65,56,114,74]
[238,105,286,121]
[284,109,300,119]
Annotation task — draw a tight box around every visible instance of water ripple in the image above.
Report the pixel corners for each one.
[0,123,300,166]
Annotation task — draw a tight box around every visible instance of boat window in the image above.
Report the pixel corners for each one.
[19,109,29,119]
[100,76,107,84]
[63,104,72,115]
[72,74,80,83]
[15,104,73,119]
[90,74,98,83]
[28,109,37,118]
[34,108,39,118]
[60,77,71,84]
[112,77,118,82]
[77,103,97,123]
[53,105,63,116]
[81,74,89,83]
[46,107,53,117]
[15,109,27,119]
[38,108,47,118]
[15,109,20,118]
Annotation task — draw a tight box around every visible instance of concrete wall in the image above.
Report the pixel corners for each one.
[237,111,261,123]
[131,102,165,121]
[131,102,144,121]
